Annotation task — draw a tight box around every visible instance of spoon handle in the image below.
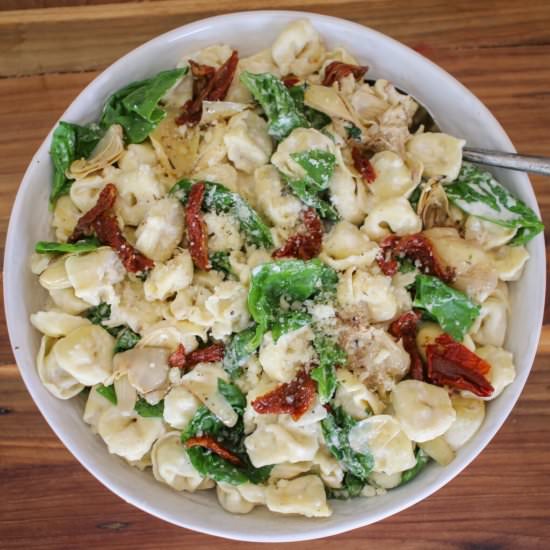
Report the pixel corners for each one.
[463,147,550,176]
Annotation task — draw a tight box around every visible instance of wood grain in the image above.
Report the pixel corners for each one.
[1,1,549,549]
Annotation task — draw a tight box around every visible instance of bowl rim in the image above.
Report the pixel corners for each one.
[4,9,546,542]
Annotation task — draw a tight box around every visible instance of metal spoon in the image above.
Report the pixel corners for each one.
[366,79,550,176]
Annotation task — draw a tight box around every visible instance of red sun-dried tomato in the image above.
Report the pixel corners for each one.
[352,146,376,183]
[176,50,239,126]
[187,343,225,368]
[168,342,225,371]
[185,182,211,271]
[93,214,154,273]
[389,310,424,380]
[168,343,187,370]
[376,235,401,276]
[184,435,242,466]
[272,208,323,261]
[68,183,117,242]
[282,75,300,88]
[426,333,494,397]
[322,61,369,87]
[68,183,154,274]
[252,368,316,421]
[376,233,455,283]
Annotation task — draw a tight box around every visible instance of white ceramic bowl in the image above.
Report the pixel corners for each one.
[4,10,546,542]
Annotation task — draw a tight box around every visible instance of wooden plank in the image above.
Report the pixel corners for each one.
[1,0,550,77]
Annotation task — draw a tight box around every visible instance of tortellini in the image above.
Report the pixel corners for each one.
[473,346,516,400]
[152,432,213,492]
[362,197,422,241]
[114,347,170,396]
[65,247,125,306]
[259,326,314,383]
[37,335,84,399]
[217,483,264,514]
[31,310,90,338]
[271,19,325,77]
[143,249,193,301]
[163,386,200,430]
[329,167,369,224]
[320,221,379,270]
[224,110,273,173]
[369,151,422,199]
[98,407,165,461]
[406,132,465,181]
[53,325,115,386]
[52,195,81,242]
[333,369,385,418]
[265,475,331,517]
[135,197,184,262]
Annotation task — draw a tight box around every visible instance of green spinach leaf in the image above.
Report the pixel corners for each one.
[400,448,430,485]
[209,251,234,277]
[311,336,347,404]
[248,259,338,343]
[223,326,262,379]
[445,162,544,245]
[170,179,273,248]
[345,123,362,141]
[49,121,104,205]
[113,327,141,353]
[287,83,331,130]
[96,384,117,405]
[85,302,112,325]
[100,68,187,143]
[413,274,480,341]
[240,72,309,140]
[321,406,374,480]
[270,311,312,342]
[327,472,365,500]
[35,238,101,255]
[134,397,164,417]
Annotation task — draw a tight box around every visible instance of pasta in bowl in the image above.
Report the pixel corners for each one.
[5,11,545,541]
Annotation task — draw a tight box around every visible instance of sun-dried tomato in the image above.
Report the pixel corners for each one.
[68,183,117,242]
[352,146,376,183]
[272,208,322,260]
[168,343,187,370]
[176,51,239,126]
[93,214,154,273]
[322,61,369,87]
[187,343,225,368]
[376,235,401,276]
[252,368,316,421]
[184,435,242,466]
[426,333,494,397]
[376,233,455,283]
[282,75,300,88]
[389,310,424,380]
[185,182,211,270]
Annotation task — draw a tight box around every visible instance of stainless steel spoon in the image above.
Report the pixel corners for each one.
[366,79,550,176]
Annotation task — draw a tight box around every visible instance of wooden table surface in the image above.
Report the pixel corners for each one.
[1,1,549,548]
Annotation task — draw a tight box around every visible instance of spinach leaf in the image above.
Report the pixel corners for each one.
[134,397,164,418]
[311,336,347,404]
[408,185,421,211]
[113,327,141,353]
[327,472,365,500]
[287,83,331,130]
[400,448,430,485]
[223,326,262,379]
[291,149,336,191]
[181,381,271,485]
[209,251,233,277]
[321,406,374,480]
[85,302,111,325]
[170,179,273,248]
[413,274,480,341]
[49,121,104,205]
[248,259,338,342]
[35,238,100,255]
[240,72,309,140]
[283,149,339,220]
[345,123,362,141]
[271,311,312,342]
[84,302,140,351]
[398,258,417,274]
[445,162,544,245]
[96,384,117,405]
[100,68,187,143]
